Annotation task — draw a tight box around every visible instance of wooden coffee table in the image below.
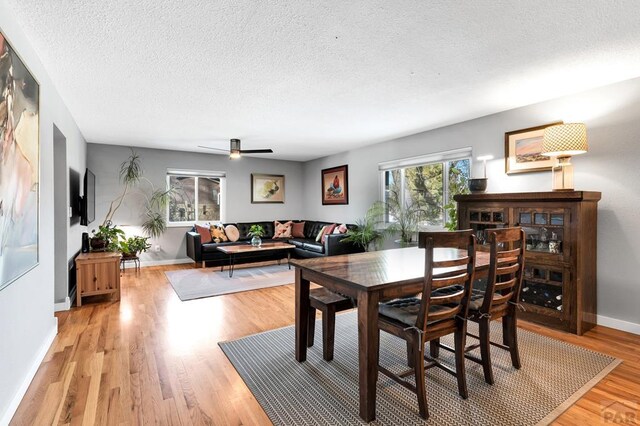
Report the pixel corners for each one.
[216,242,296,277]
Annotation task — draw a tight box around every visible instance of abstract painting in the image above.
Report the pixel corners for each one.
[0,30,40,291]
[321,165,348,205]
[505,122,562,174]
[251,174,284,203]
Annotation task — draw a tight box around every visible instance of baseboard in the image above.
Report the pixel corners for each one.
[597,315,640,335]
[54,296,70,312]
[0,319,57,425]
[139,258,193,268]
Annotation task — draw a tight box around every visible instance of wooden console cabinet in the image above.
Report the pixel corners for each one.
[75,252,122,307]
[454,191,601,335]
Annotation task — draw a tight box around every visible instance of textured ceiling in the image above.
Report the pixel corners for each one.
[6,0,640,161]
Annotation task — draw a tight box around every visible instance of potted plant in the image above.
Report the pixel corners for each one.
[341,202,388,251]
[90,222,125,252]
[385,184,429,247]
[118,236,151,259]
[248,224,265,247]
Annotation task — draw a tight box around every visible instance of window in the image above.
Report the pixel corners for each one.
[166,170,226,225]
[379,148,471,228]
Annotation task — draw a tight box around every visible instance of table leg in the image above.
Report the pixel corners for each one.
[357,290,380,422]
[228,254,235,277]
[287,251,291,270]
[295,268,310,362]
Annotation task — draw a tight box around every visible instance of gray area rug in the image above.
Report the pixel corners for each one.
[220,312,620,425]
[165,264,294,301]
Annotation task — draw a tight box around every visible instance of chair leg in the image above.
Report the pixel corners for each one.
[502,315,509,346]
[322,306,336,361]
[307,307,316,347]
[505,314,521,369]
[406,342,415,367]
[413,337,429,419]
[479,318,495,385]
[454,324,469,399]
[429,338,440,358]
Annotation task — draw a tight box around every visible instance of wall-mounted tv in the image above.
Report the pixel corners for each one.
[80,168,95,226]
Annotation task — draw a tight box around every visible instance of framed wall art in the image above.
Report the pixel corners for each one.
[505,121,562,174]
[321,165,348,205]
[0,30,40,291]
[251,173,284,203]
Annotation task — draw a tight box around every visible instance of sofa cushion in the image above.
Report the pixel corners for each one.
[303,241,325,254]
[195,224,212,244]
[225,224,240,242]
[210,224,228,242]
[291,221,305,238]
[321,223,337,243]
[273,220,293,238]
[236,221,275,240]
[201,241,241,252]
[305,221,330,239]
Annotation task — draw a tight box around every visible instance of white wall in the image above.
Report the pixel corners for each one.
[87,144,305,264]
[0,5,87,423]
[303,77,640,330]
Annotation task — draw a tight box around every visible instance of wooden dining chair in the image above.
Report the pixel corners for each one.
[377,230,476,419]
[307,288,355,361]
[465,227,525,385]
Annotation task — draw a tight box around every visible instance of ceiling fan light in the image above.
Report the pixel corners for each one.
[229,150,241,159]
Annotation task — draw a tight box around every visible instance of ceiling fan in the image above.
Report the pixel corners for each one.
[198,139,273,159]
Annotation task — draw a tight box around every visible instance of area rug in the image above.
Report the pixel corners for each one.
[220,312,620,425]
[165,264,294,301]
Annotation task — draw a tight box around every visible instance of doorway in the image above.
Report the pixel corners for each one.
[53,125,69,310]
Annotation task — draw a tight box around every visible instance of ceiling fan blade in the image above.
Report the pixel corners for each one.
[239,149,274,154]
[198,145,229,152]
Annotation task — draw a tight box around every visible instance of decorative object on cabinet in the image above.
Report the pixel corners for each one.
[321,165,349,205]
[504,122,562,174]
[542,123,589,191]
[75,252,122,306]
[454,191,601,335]
[0,30,40,292]
[251,173,285,203]
[468,155,493,192]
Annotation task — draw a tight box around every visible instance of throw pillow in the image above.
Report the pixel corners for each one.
[210,224,228,243]
[315,226,327,242]
[321,223,337,243]
[273,220,293,239]
[195,224,212,244]
[333,223,348,234]
[225,224,240,242]
[291,221,305,238]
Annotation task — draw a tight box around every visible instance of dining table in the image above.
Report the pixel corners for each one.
[291,246,490,422]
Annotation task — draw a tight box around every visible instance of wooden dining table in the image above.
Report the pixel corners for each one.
[291,246,490,422]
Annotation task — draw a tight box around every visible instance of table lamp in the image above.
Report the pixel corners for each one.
[542,123,588,191]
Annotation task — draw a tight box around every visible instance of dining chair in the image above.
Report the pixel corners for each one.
[377,230,476,419]
[307,288,355,361]
[465,227,525,385]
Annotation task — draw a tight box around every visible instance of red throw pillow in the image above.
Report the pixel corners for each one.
[291,221,305,238]
[273,220,293,239]
[195,224,212,244]
[321,223,337,243]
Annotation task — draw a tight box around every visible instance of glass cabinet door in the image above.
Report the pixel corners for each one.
[520,264,570,321]
[467,208,507,249]
[515,208,569,261]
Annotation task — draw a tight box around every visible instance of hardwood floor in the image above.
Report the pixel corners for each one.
[10,264,640,425]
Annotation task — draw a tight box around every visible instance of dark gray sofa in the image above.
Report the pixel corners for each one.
[186,220,363,267]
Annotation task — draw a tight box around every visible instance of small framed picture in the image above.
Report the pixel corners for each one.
[505,122,563,174]
[321,165,348,205]
[251,174,285,203]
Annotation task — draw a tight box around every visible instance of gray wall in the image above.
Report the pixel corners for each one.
[302,77,640,329]
[0,4,87,422]
[87,144,305,264]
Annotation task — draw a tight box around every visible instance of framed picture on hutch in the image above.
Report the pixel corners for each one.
[505,122,562,174]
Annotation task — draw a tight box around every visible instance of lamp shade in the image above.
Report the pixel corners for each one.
[542,123,588,157]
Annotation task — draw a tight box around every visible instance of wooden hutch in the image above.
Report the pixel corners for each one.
[454,191,601,335]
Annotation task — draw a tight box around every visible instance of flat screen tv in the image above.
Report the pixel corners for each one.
[80,168,95,226]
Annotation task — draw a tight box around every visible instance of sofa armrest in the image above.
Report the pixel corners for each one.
[324,234,364,256]
[186,231,202,262]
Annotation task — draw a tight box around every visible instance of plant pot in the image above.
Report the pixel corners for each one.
[90,237,108,252]
[468,178,488,193]
[122,252,139,260]
[251,236,262,247]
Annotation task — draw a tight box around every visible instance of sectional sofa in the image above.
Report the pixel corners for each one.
[186,220,363,268]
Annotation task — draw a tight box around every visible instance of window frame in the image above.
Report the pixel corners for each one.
[165,169,227,227]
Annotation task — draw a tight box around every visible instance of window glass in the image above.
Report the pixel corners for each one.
[167,173,224,224]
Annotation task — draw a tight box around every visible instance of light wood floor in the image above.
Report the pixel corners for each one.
[10,264,640,425]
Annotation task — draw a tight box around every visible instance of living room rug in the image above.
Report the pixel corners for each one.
[220,312,620,425]
[165,264,294,301]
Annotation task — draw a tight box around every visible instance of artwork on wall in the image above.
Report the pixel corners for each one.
[0,30,40,291]
[321,165,348,205]
[251,173,285,203]
[505,122,562,174]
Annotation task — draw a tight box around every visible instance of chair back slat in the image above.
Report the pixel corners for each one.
[416,230,476,333]
[479,227,525,314]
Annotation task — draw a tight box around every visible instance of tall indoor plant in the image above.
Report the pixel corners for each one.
[341,202,388,251]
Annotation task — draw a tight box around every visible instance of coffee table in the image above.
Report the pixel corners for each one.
[216,242,296,277]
